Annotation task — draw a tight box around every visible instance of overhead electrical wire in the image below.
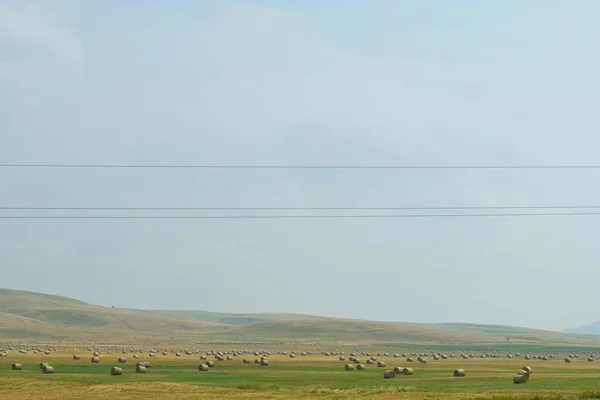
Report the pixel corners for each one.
[3,211,600,219]
[2,205,600,211]
[2,163,600,170]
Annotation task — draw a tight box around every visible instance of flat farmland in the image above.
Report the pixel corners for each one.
[2,351,600,399]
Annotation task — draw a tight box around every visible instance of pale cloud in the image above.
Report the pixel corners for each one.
[0,0,83,62]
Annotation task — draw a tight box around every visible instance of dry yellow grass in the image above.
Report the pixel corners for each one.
[1,350,599,399]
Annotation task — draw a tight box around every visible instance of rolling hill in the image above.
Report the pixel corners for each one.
[0,288,597,348]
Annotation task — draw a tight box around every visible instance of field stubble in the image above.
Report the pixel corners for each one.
[2,351,600,399]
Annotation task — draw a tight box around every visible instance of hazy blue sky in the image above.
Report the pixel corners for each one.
[2,0,600,332]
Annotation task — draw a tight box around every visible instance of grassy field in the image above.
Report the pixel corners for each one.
[2,350,600,399]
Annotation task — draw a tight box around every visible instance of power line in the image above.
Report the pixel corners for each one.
[3,205,600,211]
[2,163,600,169]
[2,211,600,219]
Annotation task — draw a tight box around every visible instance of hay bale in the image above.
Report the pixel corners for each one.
[517,370,530,379]
[522,366,532,374]
[393,366,403,374]
[513,374,527,384]
[565,358,572,363]
[453,369,466,377]
[198,364,209,371]
[402,367,414,375]
[42,365,54,374]
[260,359,269,366]
[406,357,414,362]
[91,356,100,363]
[39,362,48,369]
[118,357,126,364]
[344,364,354,371]
[93,352,99,357]
[110,367,123,376]
[356,364,366,370]
[11,363,22,371]
[135,365,147,373]
[73,355,80,360]
[377,361,386,367]
[207,361,215,367]
[383,370,395,379]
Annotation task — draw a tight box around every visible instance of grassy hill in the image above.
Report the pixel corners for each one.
[0,288,597,349]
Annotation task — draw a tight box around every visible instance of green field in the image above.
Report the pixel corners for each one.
[2,289,600,399]
[2,351,600,399]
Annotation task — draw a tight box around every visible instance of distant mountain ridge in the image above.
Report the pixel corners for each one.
[0,288,597,347]
[564,321,600,335]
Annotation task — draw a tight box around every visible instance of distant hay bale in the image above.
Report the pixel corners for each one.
[564,358,572,363]
[260,359,269,366]
[289,354,295,358]
[522,366,532,374]
[356,364,366,370]
[42,365,54,374]
[393,366,403,374]
[93,352,99,357]
[206,361,215,367]
[588,357,595,362]
[11,363,22,371]
[73,355,80,360]
[39,362,48,369]
[517,370,530,379]
[377,361,386,367]
[383,370,395,379]
[91,357,100,363]
[406,357,414,362]
[118,357,126,364]
[339,356,346,361]
[198,364,209,372]
[110,367,123,376]
[344,364,354,371]
[136,362,150,368]
[453,369,466,377]
[135,365,147,373]
[513,374,527,384]
[402,367,414,375]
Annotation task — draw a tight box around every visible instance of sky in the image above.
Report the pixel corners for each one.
[2,0,600,332]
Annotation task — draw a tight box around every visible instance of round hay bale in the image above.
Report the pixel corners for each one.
[198,364,209,371]
[135,365,147,373]
[110,367,123,376]
[383,370,395,379]
[406,357,414,362]
[206,361,215,367]
[393,366,403,374]
[565,358,572,363]
[522,366,532,374]
[377,361,386,367]
[356,364,366,370]
[118,357,126,364]
[344,364,354,371]
[91,356,100,363]
[513,374,527,384]
[11,363,22,371]
[243,359,250,364]
[93,352,99,357]
[42,365,54,374]
[517,370,530,379]
[260,359,269,366]
[453,369,466,377]
[402,367,414,375]
[39,362,48,369]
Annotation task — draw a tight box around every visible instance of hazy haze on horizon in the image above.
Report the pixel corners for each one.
[1,0,600,332]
